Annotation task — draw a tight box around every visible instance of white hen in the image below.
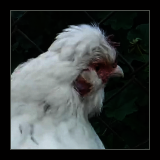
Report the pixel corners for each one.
[11,24,124,149]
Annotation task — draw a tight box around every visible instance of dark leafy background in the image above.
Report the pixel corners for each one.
[11,11,149,149]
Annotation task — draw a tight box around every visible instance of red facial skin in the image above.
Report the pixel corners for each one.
[73,75,92,97]
[74,59,117,97]
[89,59,117,84]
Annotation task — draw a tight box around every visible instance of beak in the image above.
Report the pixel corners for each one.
[110,65,124,77]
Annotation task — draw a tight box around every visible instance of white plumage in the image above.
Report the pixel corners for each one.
[11,24,123,149]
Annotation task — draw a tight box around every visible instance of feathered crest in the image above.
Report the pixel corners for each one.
[48,24,116,63]
[48,24,106,52]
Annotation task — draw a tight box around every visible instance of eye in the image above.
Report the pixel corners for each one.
[95,65,100,72]
[90,61,103,72]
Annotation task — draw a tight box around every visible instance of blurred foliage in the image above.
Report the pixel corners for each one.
[103,11,137,30]
[11,11,149,149]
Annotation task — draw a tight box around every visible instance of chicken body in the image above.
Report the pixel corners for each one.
[11,24,123,149]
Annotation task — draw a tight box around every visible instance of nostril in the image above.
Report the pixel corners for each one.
[112,63,117,68]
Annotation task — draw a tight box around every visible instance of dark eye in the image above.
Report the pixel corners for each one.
[95,65,100,72]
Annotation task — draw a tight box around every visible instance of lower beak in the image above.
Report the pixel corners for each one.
[110,65,124,77]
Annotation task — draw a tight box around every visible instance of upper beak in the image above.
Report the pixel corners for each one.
[110,65,124,77]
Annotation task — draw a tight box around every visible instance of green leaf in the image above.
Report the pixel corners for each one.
[105,77,131,97]
[127,24,149,53]
[104,84,140,120]
[104,11,137,30]
[105,97,138,121]
[105,80,149,121]
[123,53,149,63]
[104,88,120,103]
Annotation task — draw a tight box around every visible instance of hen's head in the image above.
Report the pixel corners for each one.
[48,24,123,117]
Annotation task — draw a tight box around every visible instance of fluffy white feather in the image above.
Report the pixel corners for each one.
[11,24,123,149]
